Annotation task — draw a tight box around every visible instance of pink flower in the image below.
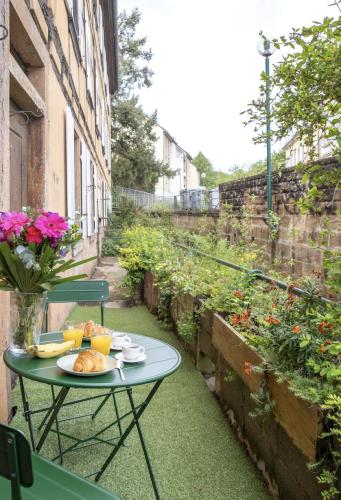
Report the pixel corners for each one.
[34,212,68,240]
[0,211,30,237]
[26,225,43,244]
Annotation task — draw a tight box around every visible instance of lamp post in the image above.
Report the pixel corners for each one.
[257,33,275,214]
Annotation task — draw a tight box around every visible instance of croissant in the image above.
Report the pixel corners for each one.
[73,350,106,372]
[83,321,109,338]
[83,320,95,338]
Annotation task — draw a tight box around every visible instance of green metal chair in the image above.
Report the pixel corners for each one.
[44,280,110,330]
[41,280,123,463]
[0,423,120,500]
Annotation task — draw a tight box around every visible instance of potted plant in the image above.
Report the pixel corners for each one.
[0,209,95,354]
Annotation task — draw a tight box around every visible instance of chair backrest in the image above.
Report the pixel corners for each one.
[0,424,33,500]
[46,280,109,304]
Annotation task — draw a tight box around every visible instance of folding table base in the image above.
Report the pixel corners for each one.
[18,376,163,500]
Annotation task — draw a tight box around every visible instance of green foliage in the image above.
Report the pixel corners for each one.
[116,215,341,498]
[111,99,171,192]
[116,8,153,100]
[224,368,237,383]
[101,239,120,257]
[249,384,276,420]
[177,312,199,344]
[223,151,285,184]
[111,8,172,192]
[192,152,232,188]
[243,11,341,208]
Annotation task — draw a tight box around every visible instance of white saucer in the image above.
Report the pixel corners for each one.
[114,352,146,363]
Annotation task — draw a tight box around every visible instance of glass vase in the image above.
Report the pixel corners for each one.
[9,292,47,356]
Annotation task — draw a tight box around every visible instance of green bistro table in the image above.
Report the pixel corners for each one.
[4,332,181,500]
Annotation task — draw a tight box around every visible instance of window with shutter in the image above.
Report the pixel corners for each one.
[74,133,82,225]
[66,107,75,223]
[65,0,73,15]
[81,139,88,238]
[86,153,93,237]
[95,66,99,130]
[94,166,98,233]
[101,98,105,147]
[99,4,104,56]
[78,0,86,66]
[85,7,92,98]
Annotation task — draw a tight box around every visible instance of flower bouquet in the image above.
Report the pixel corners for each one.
[0,209,95,354]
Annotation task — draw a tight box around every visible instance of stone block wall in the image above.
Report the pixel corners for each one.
[172,159,341,280]
[219,159,341,278]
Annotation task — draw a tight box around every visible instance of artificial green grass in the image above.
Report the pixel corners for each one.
[11,305,270,500]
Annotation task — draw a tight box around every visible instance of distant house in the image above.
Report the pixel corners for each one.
[0,0,118,419]
[154,125,200,197]
[282,133,335,168]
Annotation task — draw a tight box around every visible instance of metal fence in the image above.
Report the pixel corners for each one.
[112,187,176,210]
[112,186,220,212]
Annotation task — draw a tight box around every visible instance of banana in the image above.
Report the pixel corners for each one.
[27,340,75,358]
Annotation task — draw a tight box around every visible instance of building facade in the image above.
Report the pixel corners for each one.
[283,133,334,168]
[154,125,200,197]
[0,0,118,421]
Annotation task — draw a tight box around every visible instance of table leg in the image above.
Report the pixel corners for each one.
[37,386,63,431]
[51,385,63,465]
[19,376,36,451]
[91,391,111,420]
[92,390,124,441]
[127,387,160,500]
[95,380,162,494]
[36,387,69,453]
[112,391,123,440]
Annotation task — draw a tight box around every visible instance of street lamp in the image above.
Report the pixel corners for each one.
[257,33,275,214]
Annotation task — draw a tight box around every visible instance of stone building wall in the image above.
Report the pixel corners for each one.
[172,159,341,280]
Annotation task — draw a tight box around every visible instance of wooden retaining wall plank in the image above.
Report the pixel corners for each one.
[268,373,323,462]
[212,314,264,393]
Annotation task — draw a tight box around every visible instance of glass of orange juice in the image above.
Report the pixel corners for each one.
[91,331,112,355]
[63,322,84,350]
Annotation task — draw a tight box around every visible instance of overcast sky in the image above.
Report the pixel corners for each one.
[118,0,335,172]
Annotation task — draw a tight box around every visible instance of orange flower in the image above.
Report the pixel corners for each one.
[319,345,327,353]
[244,362,253,376]
[319,322,333,335]
[240,309,251,322]
[292,325,301,334]
[233,290,244,300]
[265,316,281,325]
[230,314,240,326]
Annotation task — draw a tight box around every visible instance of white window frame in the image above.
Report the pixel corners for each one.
[66,106,75,223]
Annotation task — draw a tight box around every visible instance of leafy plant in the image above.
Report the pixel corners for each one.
[177,312,199,344]
[249,384,276,420]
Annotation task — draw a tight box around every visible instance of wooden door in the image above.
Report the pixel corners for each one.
[10,101,28,211]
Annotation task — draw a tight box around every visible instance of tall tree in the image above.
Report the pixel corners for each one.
[111,8,171,192]
[192,152,233,188]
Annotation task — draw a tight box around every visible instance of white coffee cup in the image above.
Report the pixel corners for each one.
[111,335,132,349]
[122,343,145,360]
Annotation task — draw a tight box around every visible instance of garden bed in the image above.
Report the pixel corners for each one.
[143,271,325,499]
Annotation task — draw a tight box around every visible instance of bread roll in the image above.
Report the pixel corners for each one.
[73,350,106,372]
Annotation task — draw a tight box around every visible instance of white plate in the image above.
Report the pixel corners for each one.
[57,354,117,377]
[111,331,131,338]
[114,352,146,364]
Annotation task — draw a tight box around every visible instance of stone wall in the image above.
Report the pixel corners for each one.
[172,159,341,280]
